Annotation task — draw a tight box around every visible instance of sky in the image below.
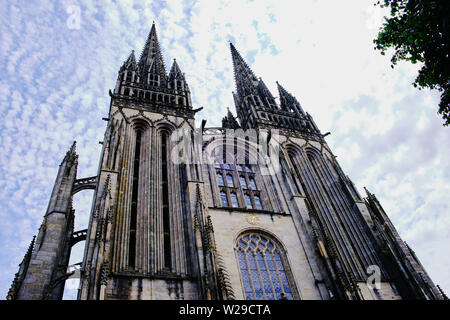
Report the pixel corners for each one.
[0,0,448,300]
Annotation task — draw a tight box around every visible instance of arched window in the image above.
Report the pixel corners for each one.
[236,232,295,300]
[220,191,228,206]
[217,173,224,186]
[254,195,262,210]
[226,174,234,187]
[230,192,239,207]
[244,194,252,209]
[239,176,247,189]
[249,177,257,190]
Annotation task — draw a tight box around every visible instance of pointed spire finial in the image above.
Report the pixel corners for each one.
[229,42,259,99]
[138,23,167,84]
[70,141,77,154]
[169,58,184,80]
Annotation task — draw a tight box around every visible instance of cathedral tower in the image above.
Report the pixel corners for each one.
[9,23,444,300]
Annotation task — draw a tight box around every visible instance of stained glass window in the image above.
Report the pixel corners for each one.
[236,232,295,300]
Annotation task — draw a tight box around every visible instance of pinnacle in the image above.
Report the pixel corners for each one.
[70,141,77,154]
[169,58,184,80]
[277,81,304,114]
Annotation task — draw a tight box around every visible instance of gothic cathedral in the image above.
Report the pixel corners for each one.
[8,23,445,300]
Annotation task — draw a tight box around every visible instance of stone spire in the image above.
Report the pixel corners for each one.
[230,42,259,100]
[277,81,304,115]
[138,22,167,87]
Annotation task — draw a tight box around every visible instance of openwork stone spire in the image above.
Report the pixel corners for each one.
[230,42,259,100]
[138,22,167,86]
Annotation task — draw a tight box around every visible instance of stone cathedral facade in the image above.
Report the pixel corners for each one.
[8,24,446,300]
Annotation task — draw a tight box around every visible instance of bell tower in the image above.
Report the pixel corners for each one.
[230,43,320,138]
[77,23,217,300]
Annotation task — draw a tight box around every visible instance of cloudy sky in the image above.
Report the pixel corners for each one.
[0,0,448,300]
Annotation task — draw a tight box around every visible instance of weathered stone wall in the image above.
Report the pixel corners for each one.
[104,278,198,300]
[208,208,324,300]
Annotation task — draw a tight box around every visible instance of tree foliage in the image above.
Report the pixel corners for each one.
[374,0,450,125]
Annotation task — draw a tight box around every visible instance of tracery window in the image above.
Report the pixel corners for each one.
[236,232,295,300]
[214,158,262,210]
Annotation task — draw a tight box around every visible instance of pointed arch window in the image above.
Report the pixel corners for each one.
[220,191,228,206]
[230,192,239,207]
[214,159,263,210]
[244,194,252,209]
[236,232,296,300]
[226,174,234,187]
[249,177,257,190]
[254,195,262,210]
[217,173,224,186]
[240,176,247,189]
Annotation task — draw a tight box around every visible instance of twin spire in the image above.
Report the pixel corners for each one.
[117,23,307,126]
